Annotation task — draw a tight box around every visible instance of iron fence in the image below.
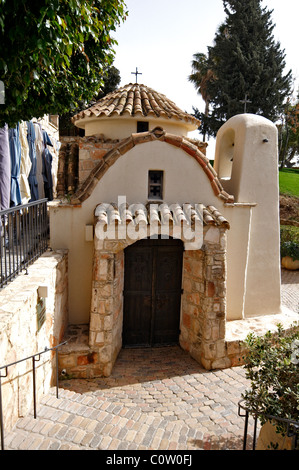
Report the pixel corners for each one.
[0,199,48,288]
[238,399,299,450]
[0,341,67,450]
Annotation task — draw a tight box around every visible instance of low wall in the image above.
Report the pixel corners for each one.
[0,250,68,434]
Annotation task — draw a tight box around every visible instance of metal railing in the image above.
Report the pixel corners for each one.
[0,199,48,288]
[238,399,299,450]
[0,341,67,450]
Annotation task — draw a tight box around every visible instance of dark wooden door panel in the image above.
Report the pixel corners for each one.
[152,292,181,345]
[156,245,183,292]
[123,237,183,347]
[123,294,152,346]
[124,246,153,292]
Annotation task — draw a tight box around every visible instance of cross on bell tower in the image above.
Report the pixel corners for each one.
[131,67,142,83]
[240,94,252,113]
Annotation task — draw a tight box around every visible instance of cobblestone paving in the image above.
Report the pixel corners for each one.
[4,347,256,451]
[281,268,299,313]
[3,269,298,451]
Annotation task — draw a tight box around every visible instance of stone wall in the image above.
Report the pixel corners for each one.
[0,250,68,434]
[180,226,230,370]
[89,246,124,377]
[59,136,118,194]
[59,223,231,379]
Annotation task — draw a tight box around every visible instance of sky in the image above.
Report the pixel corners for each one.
[112,0,298,158]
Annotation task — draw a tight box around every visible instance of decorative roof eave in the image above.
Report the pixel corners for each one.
[94,202,230,230]
[72,83,201,130]
[73,113,198,131]
[70,127,234,206]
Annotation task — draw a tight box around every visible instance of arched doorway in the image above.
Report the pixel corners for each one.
[123,237,184,347]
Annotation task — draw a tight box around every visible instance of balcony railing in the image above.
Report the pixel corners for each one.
[0,199,48,288]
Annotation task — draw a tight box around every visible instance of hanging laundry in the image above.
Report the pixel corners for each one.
[42,130,54,201]
[27,120,39,201]
[8,123,22,207]
[33,121,45,200]
[51,140,60,199]
[19,121,32,204]
[0,124,11,211]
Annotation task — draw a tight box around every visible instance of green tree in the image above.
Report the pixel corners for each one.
[191,0,293,137]
[59,65,121,136]
[279,98,299,168]
[0,0,127,127]
[188,52,214,141]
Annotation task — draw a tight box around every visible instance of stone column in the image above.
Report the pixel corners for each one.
[89,239,125,376]
[200,227,230,369]
[180,248,205,362]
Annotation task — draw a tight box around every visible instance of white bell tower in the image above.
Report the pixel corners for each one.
[214,114,281,317]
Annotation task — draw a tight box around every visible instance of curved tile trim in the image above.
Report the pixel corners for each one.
[70,127,234,205]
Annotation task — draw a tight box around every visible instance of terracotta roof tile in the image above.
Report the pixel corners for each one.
[72,83,200,128]
[95,202,230,229]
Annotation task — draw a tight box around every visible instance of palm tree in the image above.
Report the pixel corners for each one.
[189,53,215,141]
[189,52,214,118]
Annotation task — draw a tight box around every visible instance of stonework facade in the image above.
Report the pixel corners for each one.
[0,250,68,434]
[58,223,232,378]
[181,227,229,370]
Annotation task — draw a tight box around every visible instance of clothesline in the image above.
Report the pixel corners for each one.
[0,120,60,211]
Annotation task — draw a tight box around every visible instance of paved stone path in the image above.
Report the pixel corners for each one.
[281,268,299,313]
[4,347,255,451]
[3,269,298,451]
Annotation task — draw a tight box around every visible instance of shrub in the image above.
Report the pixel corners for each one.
[242,324,299,433]
[280,226,299,260]
[281,241,299,261]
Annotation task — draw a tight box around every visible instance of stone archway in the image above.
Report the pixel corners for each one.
[88,207,230,376]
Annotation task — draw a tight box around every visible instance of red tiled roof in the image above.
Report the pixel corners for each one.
[72,83,200,128]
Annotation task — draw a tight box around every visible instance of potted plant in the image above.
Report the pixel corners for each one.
[241,323,299,450]
[281,240,299,270]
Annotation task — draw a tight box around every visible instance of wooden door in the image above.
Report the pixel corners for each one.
[123,237,183,347]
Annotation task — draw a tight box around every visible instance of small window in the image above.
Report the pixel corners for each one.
[137,121,149,133]
[148,170,163,200]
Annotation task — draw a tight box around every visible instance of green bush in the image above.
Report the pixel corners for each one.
[281,241,299,261]
[280,226,299,260]
[280,225,299,243]
[242,324,299,434]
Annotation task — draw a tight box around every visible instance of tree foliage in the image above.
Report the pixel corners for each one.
[279,95,299,168]
[0,0,127,127]
[190,0,293,137]
[59,65,121,136]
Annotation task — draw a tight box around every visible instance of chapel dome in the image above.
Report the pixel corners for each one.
[72,83,201,138]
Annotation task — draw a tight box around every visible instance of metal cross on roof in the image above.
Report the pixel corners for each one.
[131,67,142,83]
[240,93,252,113]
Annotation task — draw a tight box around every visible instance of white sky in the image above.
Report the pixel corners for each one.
[113,0,298,158]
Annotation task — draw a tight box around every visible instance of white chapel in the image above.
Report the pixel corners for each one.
[50,83,297,377]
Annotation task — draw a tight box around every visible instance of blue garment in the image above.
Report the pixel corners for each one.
[8,123,22,207]
[42,131,53,201]
[0,125,11,210]
[27,121,39,201]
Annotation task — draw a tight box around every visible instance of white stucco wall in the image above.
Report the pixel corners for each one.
[75,116,194,139]
[49,140,221,324]
[215,114,281,318]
